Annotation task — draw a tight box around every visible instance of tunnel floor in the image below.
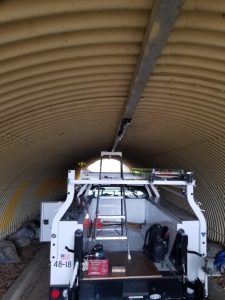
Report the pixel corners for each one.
[0,239,42,298]
[1,243,49,300]
[21,258,49,300]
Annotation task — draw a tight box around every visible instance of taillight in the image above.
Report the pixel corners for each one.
[50,288,61,299]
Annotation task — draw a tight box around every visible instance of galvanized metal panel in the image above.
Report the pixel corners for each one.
[0,0,224,245]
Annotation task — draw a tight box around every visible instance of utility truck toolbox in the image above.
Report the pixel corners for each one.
[42,151,208,299]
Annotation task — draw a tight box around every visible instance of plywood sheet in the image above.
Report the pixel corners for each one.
[82,251,161,280]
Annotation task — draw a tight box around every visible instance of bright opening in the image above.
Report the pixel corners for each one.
[87,159,130,173]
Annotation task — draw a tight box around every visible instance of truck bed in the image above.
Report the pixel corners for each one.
[82,251,161,281]
[80,252,182,300]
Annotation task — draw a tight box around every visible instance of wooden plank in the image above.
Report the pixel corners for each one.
[82,251,161,281]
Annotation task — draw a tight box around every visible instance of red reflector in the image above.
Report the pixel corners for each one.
[51,288,61,299]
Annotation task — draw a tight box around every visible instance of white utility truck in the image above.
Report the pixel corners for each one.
[40,152,207,300]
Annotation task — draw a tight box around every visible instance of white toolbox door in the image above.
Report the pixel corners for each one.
[40,202,63,242]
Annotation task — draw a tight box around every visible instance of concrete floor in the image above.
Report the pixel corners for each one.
[22,244,49,300]
[21,263,49,300]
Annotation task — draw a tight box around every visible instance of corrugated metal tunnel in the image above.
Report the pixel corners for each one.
[0,0,224,246]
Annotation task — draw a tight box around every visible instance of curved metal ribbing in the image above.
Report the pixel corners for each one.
[0,0,225,244]
[0,0,152,238]
[121,0,225,244]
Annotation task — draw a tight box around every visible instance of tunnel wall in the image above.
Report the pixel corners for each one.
[0,171,66,239]
[0,0,225,245]
[152,139,225,244]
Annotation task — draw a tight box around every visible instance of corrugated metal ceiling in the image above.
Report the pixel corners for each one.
[0,0,224,243]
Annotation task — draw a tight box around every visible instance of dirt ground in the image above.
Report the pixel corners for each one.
[0,239,42,299]
[213,273,225,289]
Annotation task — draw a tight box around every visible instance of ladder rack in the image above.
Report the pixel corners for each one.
[93,151,131,260]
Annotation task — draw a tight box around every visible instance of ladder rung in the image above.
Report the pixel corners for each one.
[98,215,126,219]
[96,236,127,241]
[99,196,123,200]
[101,151,122,157]
[96,228,121,231]
[101,222,123,226]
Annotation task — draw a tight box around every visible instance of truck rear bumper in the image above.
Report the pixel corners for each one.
[79,276,183,300]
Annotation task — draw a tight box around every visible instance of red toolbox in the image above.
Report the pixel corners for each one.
[88,258,109,276]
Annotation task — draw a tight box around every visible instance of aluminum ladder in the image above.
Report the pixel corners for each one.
[93,151,131,260]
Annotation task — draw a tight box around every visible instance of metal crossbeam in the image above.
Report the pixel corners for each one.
[69,179,194,186]
[101,151,122,157]
[112,0,184,151]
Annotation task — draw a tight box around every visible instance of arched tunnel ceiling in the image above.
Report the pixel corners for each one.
[0,0,224,243]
